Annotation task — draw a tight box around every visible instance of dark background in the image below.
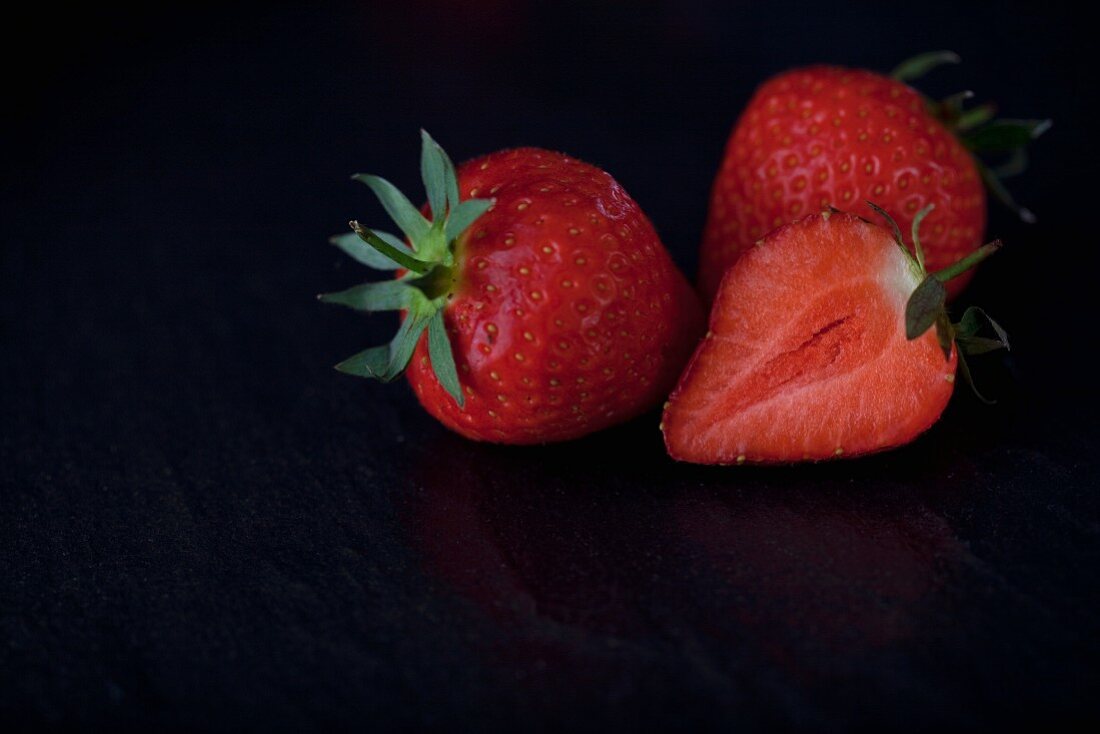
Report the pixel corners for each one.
[3,1,1097,730]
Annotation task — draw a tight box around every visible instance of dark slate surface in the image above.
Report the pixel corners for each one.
[2,1,1097,730]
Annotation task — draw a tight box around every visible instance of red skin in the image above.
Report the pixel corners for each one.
[699,66,986,302]
[664,211,957,465]
[407,148,704,444]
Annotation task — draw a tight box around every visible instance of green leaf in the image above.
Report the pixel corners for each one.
[890,50,961,82]
[866,201,904,247]
[938,90,974,117]
[387,310,432,380]
[956,306,1010,354]
[441,146,460,212]
[329,231,410,270]
[905,275,947,340]
[336,309,431,382]
[976,159,1035,223]
[420,130,448,222]
[352,173,431,243]
[911,204,934,273]
[318,280,412,312]
[334,345,391,379]
[934,312,955,361]
[427,309,464,407]
[420,130,461,212]
[444,198,493,243]
[954,102,996,132]
[957,336,1009,355]
[956,350,996,405]
[351,223,434,274]
[993,148,1030,179]
[962,119,1052,153]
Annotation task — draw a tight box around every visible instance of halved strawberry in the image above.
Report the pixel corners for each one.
[662,206,1006,464]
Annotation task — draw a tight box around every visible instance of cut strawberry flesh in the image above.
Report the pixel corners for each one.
[663,211,957,464]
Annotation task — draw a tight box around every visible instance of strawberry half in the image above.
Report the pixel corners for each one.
[321,132,703,444]
[663,205,1007,465]
[699,51,1049,302]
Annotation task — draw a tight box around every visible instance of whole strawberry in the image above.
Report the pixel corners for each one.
[321,132,704,444]
[699,52,1049,301]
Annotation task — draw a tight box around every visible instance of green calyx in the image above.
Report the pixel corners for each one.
[890,50,1051,224]
[868,202,1010,403]
[318,130,494,407]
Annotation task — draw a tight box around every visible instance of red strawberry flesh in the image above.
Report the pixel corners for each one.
[664,211,957,464]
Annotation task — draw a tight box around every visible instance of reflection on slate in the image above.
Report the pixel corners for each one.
[393,419,1095,728]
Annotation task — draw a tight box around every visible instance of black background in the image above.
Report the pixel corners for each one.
[3,1,1098,730]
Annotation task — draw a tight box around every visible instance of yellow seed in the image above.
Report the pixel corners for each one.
[835,447,844,456]
[736,455,746,465]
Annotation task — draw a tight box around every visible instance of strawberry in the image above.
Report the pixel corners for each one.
[321,132,704,444]
[663,206,1007,465]
[699,51,1049,301]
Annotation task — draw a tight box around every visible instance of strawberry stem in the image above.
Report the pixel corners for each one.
[932,240,1002,283]
[892,51,1049,224]
[322,131,494,408]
